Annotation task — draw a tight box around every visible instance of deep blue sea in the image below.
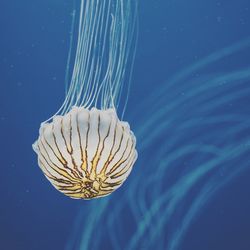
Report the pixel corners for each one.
[1,0,250,250]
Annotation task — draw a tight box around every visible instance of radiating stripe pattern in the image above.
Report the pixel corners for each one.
[33,107,137,199]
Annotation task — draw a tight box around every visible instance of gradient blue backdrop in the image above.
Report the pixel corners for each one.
[1,0,250,249]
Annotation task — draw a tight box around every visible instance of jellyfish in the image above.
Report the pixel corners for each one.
[32,0,138,199]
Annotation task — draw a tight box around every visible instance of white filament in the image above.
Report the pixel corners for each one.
[50,0,137,122]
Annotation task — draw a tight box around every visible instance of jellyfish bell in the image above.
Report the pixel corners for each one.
[33,107,137,199]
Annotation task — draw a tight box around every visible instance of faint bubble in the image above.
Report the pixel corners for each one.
[70,10,76,17]
[219,168,224,177]
[240,18,246,25]
[219,209,225,215]
[216,16,222,23]
[219,80,227,86]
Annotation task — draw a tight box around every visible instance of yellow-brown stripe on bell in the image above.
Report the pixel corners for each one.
[33,107,137,199]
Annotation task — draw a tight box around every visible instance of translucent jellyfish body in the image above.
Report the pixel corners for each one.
[33,0,138,199]
[33,107,137,199]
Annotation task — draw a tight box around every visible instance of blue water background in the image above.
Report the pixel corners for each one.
[1,0,250,249]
